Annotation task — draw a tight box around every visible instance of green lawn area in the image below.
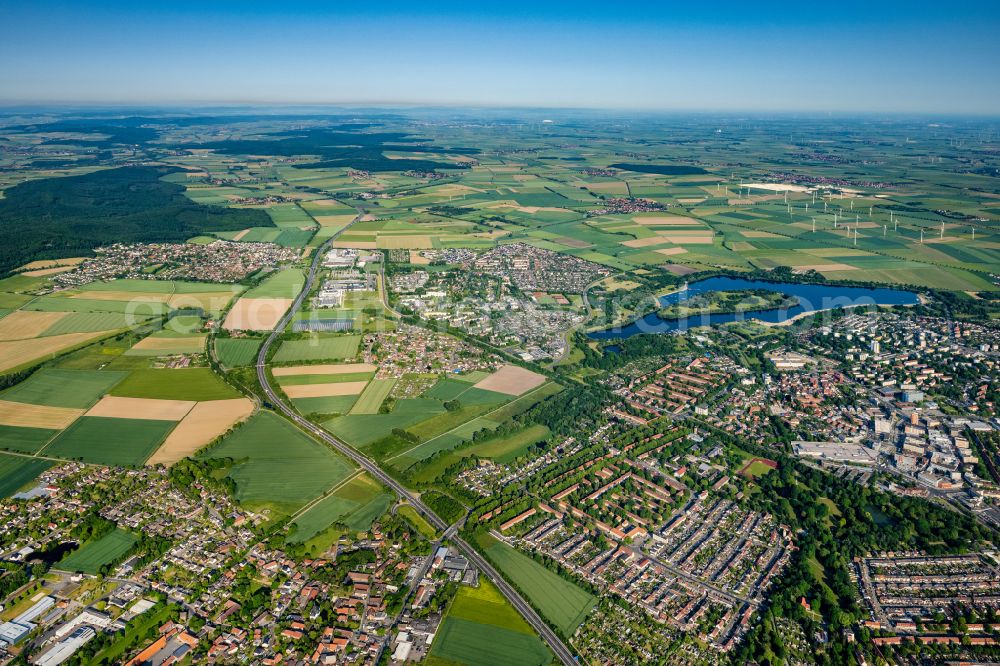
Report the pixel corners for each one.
[200,411,355,515]
[43,417,175,466]
[110,368,239,401]
[57,528,138,574]
[214,337,263,367]
[0,368,128,408]
[0,453,52,497]
[428,579,551,666]
[272,334,361,363]
[480,533,595,636]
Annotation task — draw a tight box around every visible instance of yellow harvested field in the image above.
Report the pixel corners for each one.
[309,198,348,207]
[282,381,369,398]
[0,331,114,373]
[223,298,293,331]
[130,335,207,352]
[409,251,431,265]
[802,263,858,272]
[677,198,705,204]
[272,363,376,377]
[146,398,255,466]
[69,290,171,302]
[655,247,689,256]
[22,265,78,277]
[313,214,357,227]
[656,234,715,244]
[86,396,195,420]
[473,365,546,396]
[633,215,705,226]
[334,241,378,250]
[17,257,87,271]
[232,229,251,241]
[621,236,672,248]
[0,311,69,341]
[376,235,433,250]
[0,400,83,429]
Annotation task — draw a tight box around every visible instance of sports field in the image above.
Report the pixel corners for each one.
[199,411,355,514]
[57,528,138,574]
[428,579,551,666]
[43,416,176,466]
[0,453,52,496]
[480,534,595,635]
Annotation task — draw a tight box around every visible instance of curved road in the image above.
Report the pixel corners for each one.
[254,215,578,666]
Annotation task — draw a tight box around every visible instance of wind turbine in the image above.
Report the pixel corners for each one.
[919,229,924,243]
[940,221,945,239]
[854,227,858,246]
[812,217,816,232]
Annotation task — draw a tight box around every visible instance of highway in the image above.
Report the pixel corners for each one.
[253,216,578,665]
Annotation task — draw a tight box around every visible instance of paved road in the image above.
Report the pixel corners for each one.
[254,216,578,666]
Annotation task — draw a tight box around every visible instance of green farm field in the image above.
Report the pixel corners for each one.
[214,337,263,367]
[0,453,52,497]
[0,368,128,408]
[348,377,396,414]
[479,533,595,636]
[410,425,551,483]
[43,416,175,466]
[199,411,354,514]
[272,334,361,363]
[110,368,239,401]
[287,473,392,543]
[427,579,551,666]
[245,268,306,299]
[57,528,138,574]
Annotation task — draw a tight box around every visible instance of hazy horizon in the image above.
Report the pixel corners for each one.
[2,1,999,114]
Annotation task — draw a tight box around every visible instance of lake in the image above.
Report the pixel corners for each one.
[589,277,919,340]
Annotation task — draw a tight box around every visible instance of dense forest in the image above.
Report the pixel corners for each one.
[190,127,478,172]
[0,166,272,274]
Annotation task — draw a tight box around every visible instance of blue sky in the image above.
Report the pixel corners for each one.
[2,1,998,113]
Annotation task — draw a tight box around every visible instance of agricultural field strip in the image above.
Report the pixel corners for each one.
[384,381,551,462]
[287,469,365,522]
